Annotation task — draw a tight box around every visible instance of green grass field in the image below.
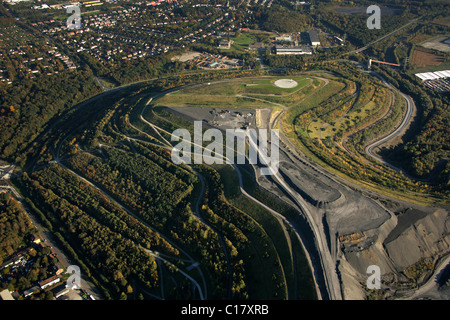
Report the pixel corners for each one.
[154,76,313,110]
[232,32,257,47]
[146,71,441,208]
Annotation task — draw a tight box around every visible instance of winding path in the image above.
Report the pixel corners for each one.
[235,76,342,299]
[137,79,338,299]
[54,158,207,299]
[401,254,450,300]
[51,70,425,300]
[364,72,416,175]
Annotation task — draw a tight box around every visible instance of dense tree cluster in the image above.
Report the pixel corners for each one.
[0,193,34,265]
[0,70,101,165]
[66,148,193,230]
[284,63,436,196]
[61,144,231,298]
[318,9,412,47]
[259,9,313,33]
[32,165,179,256]
[374,65,449,183]
[196,166,253,298]
[17,169,160,299]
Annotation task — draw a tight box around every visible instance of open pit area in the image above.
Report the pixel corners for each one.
[147,74,449,300]
[167,106,258,131]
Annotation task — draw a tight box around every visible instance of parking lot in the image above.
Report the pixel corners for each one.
[167,106,258,131]
[423,78,450,92]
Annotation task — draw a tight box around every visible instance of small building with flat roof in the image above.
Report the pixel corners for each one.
[0,289,14,300]
[218,40,232,49]
[39,275,60,290]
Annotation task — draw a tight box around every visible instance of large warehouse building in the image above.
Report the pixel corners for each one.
[308,30,320,46]
[415,70,450,92]
[415,70,450,81]
[275,45,313,55]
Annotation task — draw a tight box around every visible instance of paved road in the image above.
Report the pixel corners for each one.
[145,249,205,300]
[364,72,416,175]
[146,77,342,300]
[2,177,102,299]
[137,81,337,299]
[40,70,420,300]
[231,163,323,299]
[249,130,342,300]
[256,77,343,300]
[401,254,450,300]
[189,169,233,299]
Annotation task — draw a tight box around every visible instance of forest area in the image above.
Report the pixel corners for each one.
[0,69,102,166]
[1,0,448,301]
[0,193,34,265]
[373,64,449,184]
[12,128,281,299]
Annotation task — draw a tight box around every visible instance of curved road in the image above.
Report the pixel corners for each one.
[364,72,415,175]
[138,80,340,299]
[54,158,208,299]
[52,70,421,301]
[238,76,342,300]
[401,254,450,300]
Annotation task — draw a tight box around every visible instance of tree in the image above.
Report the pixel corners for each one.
[126,285,133,295]
[45,291,54,300]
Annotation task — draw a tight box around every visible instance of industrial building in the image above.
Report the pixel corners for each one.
[275,45,312,55]
[415,70,450,81]
[249,42,265,50]
[39,275,61,290]
[308,30,320,46]
[275,35,292,41]
[415,70,450,92]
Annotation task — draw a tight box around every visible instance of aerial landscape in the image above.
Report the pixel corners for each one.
[0,0,449,306]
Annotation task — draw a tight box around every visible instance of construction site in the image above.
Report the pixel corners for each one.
[167,106,258,131]
[187,53,241,69]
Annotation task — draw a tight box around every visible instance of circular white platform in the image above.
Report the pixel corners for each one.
[273,79,298,89]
